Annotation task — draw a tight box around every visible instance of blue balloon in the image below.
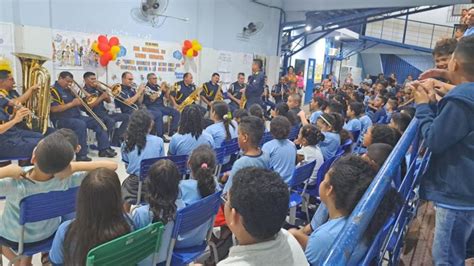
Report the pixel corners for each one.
[173,50,182,60]
[118,46,127,57]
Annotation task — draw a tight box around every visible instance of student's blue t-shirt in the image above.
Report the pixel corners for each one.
[319,132,341,160]
[262,139,296,183]
[179,179,202,205]
[204,121,238,147]
[121,135,165,177]
[359,115,373,135]
[223,151,270,192]
[310,110,323,124]
[305,217,367,265]
[168,132,215,156]
[343,118,362,132]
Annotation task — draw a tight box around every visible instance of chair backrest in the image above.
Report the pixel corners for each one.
[314,156,339,192]
[350,130,361,143]
[360,216,396,265]
[171,191,222,238]
[222,138,240,157]
[19,186,79,225]
[287,160,317,188]
[140,155,189,181]
[86,222,164,266]
[214,146,226,165]
[259,131,273,147]
[288,125,300,141]
[336,138,353,156]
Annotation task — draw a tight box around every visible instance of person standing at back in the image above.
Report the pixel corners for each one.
[244,59,265,110]
[413,36,474,265]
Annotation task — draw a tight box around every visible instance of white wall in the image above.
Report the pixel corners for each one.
[0,0,281,56]
[406,6,455,27]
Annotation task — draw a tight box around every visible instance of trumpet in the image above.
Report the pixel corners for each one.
[0,94,39,120]
[70,80,108,131]
[96,81,138,110]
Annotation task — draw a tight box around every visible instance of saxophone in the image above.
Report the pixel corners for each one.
[175,83,202,112]
[240,84,247,109]
[215,85,224,101]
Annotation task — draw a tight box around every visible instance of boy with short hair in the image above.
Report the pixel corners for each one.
[222,116,269,192]
[0,133,117,264]
[219,167,308,266]
[369,95,387,123]
[343,102,362,132]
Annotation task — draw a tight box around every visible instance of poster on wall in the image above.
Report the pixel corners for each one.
[107,36,199,85]
[0,22,16,77]
[217,51,232,87]
[52,30,100,70]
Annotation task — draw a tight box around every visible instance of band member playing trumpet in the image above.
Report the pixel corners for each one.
[200,73,222,109]
[170,72,207,115]
[83,72,130,147]
[50,71,116,161]
[144,73,180,138]
[115,72,146,115]
[0,70,42,160]
[227,73,246,113]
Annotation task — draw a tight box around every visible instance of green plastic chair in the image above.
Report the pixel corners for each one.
[86,222,164,266]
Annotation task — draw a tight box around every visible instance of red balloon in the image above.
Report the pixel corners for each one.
[182,47,188,55]
[98,42,111,52]
[102,52,113,61]
[193,50,198,57]
[109,36,119,46]
[99,56,110,66]
[98,35,108,44]
[184,40,192,49]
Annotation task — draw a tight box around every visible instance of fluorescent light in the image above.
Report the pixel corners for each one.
[305,25,311,31]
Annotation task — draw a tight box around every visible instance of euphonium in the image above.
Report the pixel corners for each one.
[175,83,202,112]
[14,53,51,134]
[215,85,224,101]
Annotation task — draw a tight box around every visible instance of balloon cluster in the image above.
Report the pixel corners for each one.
[181,39,202,58]
[0,57,12,72]
[91,35,127,66]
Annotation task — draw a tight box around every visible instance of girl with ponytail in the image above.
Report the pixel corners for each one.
[296,124,326,184]
[204,101,238,147]
[316,112,344,160]
[180,145,217,204]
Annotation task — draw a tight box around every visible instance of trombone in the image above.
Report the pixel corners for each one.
[96,81,138,110]
[70,80,108,131]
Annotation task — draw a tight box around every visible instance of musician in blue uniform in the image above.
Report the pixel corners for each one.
[50,71,116,161]
[200,73,221,110]
[170,72,207,116]
[0,70,42,161]
[227,73,246,113]
[144,73,180,138]
[115,72,145,116]
[83,72,129,147]
[244,59,265,110]
[272,76,288,104]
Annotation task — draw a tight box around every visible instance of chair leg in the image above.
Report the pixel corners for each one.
[209,241,219,265]
[288,206,296,225]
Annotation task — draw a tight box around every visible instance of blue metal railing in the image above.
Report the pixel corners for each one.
[322,118,429,264]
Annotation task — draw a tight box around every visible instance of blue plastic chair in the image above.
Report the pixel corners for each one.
[360,216,396,265]
[220,138,240,173]
[137,155,189,205]
[259,131,273,147]
[166,191,222,266]
[350,130,361,144]
[5,187,79,265]
[336,138,353,155]
[213,146,226,178]
[288,160,317,224]
[288,125,301,141]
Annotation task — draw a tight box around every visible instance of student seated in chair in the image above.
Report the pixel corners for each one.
[218,167,308,266]
[0,133,117,265]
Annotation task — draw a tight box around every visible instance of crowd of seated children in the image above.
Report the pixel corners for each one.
[369,95,388,123]
[389,112,412,134]
[49,168,132,265]
[232,109,249,125]
[0,132,117,265]
[204,101,238,148]
[309,96,328,124]
[131,159,184,265]
[316,113,343,160]
[271,102,299,126]
[262,116,297,183]
[363,124,401,148]
[295,124,325,185]
[343,101,363,132]
[290,156,401,265]
[121,109,165,211]
[180,145,217,205]
[168,105,215,156]
[218,167,308,265]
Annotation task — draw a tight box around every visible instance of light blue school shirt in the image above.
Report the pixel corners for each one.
[310,110,323,124]
[305,217,367,265]
[0,167,86,243]
[179,179,201,205]
[343,118,362,132]
[318,132,340,160]
[204,121,238,147]
[168,132,215,156]
[49,215,134,265]
[223,151,270,193]
[262,139,296,184]
[359,115,373,135]
[121,134,165,177]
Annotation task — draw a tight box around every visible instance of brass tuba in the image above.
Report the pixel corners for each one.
[14,53,51,134]
[175,83,202,112]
